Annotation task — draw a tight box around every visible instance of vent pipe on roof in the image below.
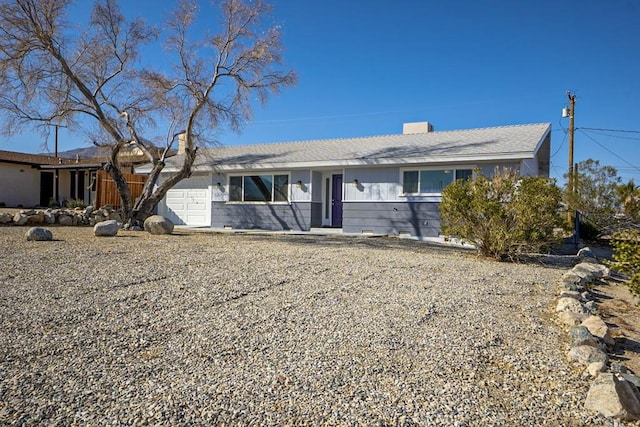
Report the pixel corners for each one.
[402,121,434,134]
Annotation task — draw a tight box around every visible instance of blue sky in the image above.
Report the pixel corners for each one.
[4,0,640,184]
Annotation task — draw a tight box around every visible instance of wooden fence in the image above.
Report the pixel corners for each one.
[95,169,147,209]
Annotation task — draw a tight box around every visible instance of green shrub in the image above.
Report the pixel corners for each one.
[64,198,86,209]
[0,201,5,207]
[606,230,640,297]
[440,168,563,260]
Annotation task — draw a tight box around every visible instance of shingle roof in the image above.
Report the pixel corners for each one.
[0,150,73,166]
[0,149,163,169]
[153,123,552,172]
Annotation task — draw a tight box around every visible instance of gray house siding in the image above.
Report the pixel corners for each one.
[342,201,441,237]
[143,123,552,236]
[211,201,315,231]
[343,167,399,202]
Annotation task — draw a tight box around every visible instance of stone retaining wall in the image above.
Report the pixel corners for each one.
[0,206,122,227]
[556,247,640,421]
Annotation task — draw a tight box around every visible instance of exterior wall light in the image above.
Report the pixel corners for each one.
[296,180,303,189]
[352,179,359,187]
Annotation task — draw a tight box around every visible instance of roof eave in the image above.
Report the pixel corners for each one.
[39,163,104,169]
[152,152,535,173]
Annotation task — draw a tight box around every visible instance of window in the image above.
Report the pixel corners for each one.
[402,168,473,194]
[229,174,289,202]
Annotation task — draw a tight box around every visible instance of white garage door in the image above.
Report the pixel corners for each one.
[160,173,211,226]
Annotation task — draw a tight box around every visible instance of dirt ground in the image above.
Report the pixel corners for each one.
[592,279,640,375]
[583,244,640,375]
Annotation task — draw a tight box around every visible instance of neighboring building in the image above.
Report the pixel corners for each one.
[0,149,151,208]
[139,122,551,238]
[0,150,101,207]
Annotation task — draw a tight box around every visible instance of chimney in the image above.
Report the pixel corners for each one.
[403,121,434,134]
[177,132,186,154]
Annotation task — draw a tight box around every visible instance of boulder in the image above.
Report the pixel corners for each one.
[561,272,587,292]
[577,247,598,263]
[26,211,45,225]
[584,373,640,421]
[94,219,119,237]
[43,211,56,224]
[108,211,122,222]
[568,325,599,348]
[85,205,95,216]
[58,214,73,226]
[558,290,582,300]
[144,215,174,235]
[572,262,611,282]
[556,297,588,314]
[0,212,12,223]
[13,212,28,225]
[557,311,589,327]
[587,361,608,377]
[25,227,53,241]
[581,315,615,347]
[567,345,608,366]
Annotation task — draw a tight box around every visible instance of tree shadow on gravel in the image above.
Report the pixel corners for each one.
[240,233,477,256]
[208,232,576,269]
[511,253,577,270]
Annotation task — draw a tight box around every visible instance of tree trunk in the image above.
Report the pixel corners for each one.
[128,195,161,228]
[107,164,133,221]
[123,145,198,229]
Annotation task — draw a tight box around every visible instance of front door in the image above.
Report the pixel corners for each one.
[331,174,343,227]
[40,172,54,207]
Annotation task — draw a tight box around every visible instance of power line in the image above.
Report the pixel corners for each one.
[577,129,640,174]
[550,130,568,159]
[579,127,640,134]
[580,128,640,141]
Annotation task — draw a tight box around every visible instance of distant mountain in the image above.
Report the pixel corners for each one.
[39,146,109,159]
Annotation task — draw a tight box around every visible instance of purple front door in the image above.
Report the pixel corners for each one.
[331,174,343,227]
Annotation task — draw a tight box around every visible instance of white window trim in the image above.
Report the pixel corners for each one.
[227,172,291,204]
[399,166,475,197]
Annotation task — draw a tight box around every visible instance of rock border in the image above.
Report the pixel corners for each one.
[555,247,640,421]
[0,206,122,227]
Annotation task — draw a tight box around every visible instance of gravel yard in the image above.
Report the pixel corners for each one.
[0,227,605,425]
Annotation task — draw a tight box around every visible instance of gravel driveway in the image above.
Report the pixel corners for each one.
[0,227,599,425]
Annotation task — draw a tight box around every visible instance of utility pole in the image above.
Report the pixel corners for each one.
[565,91,576,227]
[47,123,66,207]
[54,124,60,206]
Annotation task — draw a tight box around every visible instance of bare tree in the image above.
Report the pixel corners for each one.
[0,0,296,226]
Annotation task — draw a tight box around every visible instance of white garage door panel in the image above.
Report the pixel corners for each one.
[162,174,211,226]
[186,214,207,223]
[167,189,186,197]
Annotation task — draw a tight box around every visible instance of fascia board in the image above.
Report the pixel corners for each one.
[155,152,534,173]
[39,163,103,169]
